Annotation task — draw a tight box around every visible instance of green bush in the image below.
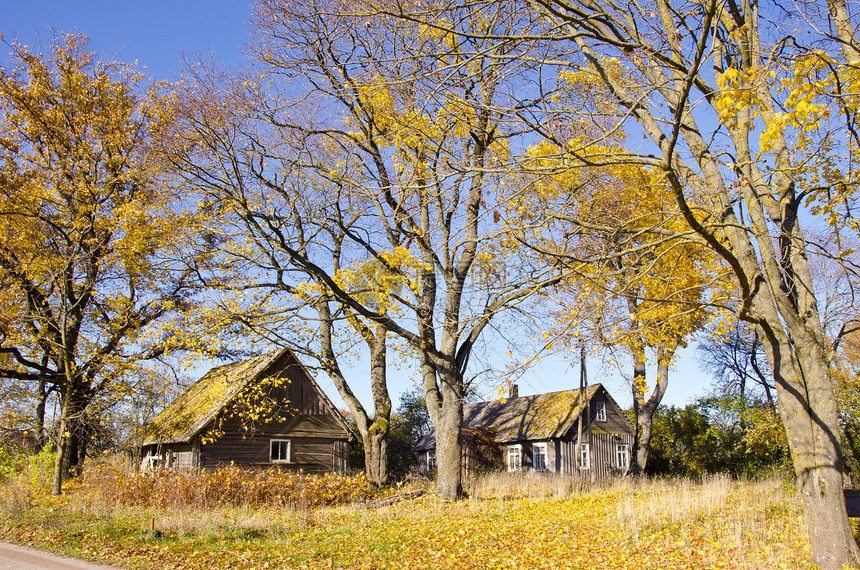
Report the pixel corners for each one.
[646,399,790,478]
[0,447,31,482]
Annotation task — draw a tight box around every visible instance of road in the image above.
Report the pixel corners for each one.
[0,542,120,569]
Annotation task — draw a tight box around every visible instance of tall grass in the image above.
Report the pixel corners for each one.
[0,455,813,569]
[467,469,808,557]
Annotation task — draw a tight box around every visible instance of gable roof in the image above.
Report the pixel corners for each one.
[142,347,352,446]
[414,384,626,451]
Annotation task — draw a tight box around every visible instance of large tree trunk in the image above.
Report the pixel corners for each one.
[51,395,74,496]
[630,343,649,475]
[434,398,463,500]
[34,379,49,451]
[317,302,392,487]
[424,360,464,501]
[51,386,88,495]
[363,431,388,486]
[627,294,674,476]
[764,327,859,569]
[364,325,391,486]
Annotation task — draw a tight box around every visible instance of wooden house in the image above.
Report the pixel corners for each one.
[414,384,635,478]
[140,348,353,474]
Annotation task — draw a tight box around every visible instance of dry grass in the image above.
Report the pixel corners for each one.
[0,460,815,569]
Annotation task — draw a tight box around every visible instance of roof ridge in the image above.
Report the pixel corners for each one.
[468,383,602,407]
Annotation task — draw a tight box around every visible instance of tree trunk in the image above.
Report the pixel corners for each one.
[631,338,674,475]
[426,362,464,501]
[434,398,463,500]
[51,387,87,495]
[365,325,391,486]
[363,431,388,487]
[34,380,49,451]
[316,303,392,487]
[765,330,860,569]
[51,396,73,496]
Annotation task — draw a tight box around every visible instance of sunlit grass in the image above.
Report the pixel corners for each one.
[0,460,814,569]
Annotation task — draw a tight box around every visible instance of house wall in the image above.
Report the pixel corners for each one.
[559,430,635,478]
[195,406,351,474]
[143,356,352,475]
[558,391,636,477]
[140,442,196,470]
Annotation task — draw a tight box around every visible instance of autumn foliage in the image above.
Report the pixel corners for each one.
[71,463,380,509]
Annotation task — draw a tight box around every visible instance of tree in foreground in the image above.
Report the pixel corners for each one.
[167,0,568,498]
[374,0,860,563]
[519,0,860,565]
[0,34,200,494]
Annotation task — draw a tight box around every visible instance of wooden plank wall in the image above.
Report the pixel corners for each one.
[559,431,635,477]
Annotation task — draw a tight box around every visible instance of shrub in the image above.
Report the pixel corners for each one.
[76,463,380,509]
[0,447,32,483]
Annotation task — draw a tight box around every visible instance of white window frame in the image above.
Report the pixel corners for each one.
[270,439,291,463]
[532,442,548,472]
[507,444,522,472]
[579,442,591,470]
[616,443,629,470]
[427,450,437,471]
[595,401,606,422]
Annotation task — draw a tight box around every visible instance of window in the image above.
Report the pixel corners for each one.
[616,443,629,470]
[507,444,522,471]
[579,442,590,470]
[428,451,437,471]
[532,443,548,471]
[270,439,291,462]
[595,401,606,421]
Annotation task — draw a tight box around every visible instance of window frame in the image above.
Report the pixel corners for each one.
[427,450,437,472]
[270,439,291,463]
[532,442,548,472]
[507,444,522,472]
[579,442,591,470]
[595,401,606,422]
[616,443,629,470]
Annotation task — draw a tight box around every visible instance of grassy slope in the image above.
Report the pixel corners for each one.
[0,470,815,569]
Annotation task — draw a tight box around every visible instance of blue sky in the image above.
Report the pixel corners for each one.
[2,1,715,411]
[3,1,253,77]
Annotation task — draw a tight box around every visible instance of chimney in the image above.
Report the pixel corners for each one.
[509,384,519,399]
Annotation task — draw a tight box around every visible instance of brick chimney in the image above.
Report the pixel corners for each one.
[509,384,519,399]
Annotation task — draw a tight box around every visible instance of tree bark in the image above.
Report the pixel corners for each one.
[51,395,73,496]
[626,292,675,476]
[764,326,858,569]
[316,300,392,487]
[50,385,89,495]
[424,360,464,501]
[34,379,48,450]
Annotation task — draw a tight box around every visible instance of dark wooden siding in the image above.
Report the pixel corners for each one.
[192,362,351,474]
[559,429,635,478]
[197,434,347,474]
[146,368,350,474]
[586,392,634,434]
[270,363,331,416]
[140,442,195,469]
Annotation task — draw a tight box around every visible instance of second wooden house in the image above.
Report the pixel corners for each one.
[414,384,634,478]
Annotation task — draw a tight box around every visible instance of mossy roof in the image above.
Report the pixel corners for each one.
[414,384,622,451]
[141,348,349,446]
